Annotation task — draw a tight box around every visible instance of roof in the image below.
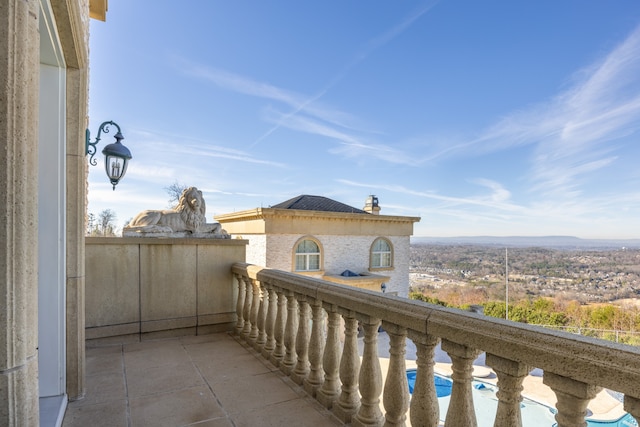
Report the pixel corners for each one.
[271,195,369,214]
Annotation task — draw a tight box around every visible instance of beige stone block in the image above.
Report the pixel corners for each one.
[142,327,197,341]
[140,245,197,321]
[197,244,242,316]
[85,243,140,327]
[86,323,139,340]
[141,317,197,333]
[86,334,140,347]
[198,312,236,326]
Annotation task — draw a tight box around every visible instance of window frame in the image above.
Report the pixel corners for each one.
[370,237,393,270]
[293,236,323,272]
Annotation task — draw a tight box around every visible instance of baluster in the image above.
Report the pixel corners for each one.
[281,290,299,375]
[624,396,640,426]
[261,282,277,359]
[241,277,253,338]
[234,274,245,335]
[292,296,311,385]
[382,324,409,427]
[408,332,440,427]
[333,311,361,423]
[249,278,261,344]
[255,280,267,351]
[317,305,341,409]
[543,373,601,427]
[304,298,325,396]
[441,339,480,427]
[486,354,530,427]
[269,286,286,367]
[353,317,384,427]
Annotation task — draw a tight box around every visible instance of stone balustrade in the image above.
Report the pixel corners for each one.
[232,263,640,427]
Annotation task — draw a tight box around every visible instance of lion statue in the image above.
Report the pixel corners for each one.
[123,186,227,237]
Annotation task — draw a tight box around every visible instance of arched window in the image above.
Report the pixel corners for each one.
[294,239,321,271]
[370,238,392,269]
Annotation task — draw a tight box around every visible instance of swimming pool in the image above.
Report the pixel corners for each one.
[406,370,637,427]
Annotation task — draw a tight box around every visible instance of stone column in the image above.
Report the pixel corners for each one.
[543,373,601,427]
[408,332,440,427]
[292,297,310,385]
[333,311,361,423]
[353,317,384,427]
[317,305,341,409]
[442,339,480,427]
[383,324,410,427]
[0,0,41,425]
[255,280,268,350]
[304,299,325,396]
[281,290,298,375]
[261,282,276,359]
[486,354,530,427]
[269,287,286,367]
[234,274,245,334]
[241,277,253,337]
[249,278,260,344]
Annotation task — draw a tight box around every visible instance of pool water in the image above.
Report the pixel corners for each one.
[406,370,637,427]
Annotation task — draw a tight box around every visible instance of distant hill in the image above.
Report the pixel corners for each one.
[412,236,640,250]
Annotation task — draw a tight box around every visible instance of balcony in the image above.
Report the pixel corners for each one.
[76,254,640,426]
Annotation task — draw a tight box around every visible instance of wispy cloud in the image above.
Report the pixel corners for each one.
[179,3,436,160]
[337,178,524,212]
[434,24,640,198]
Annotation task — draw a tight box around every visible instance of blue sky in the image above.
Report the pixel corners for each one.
[88,1,640,239]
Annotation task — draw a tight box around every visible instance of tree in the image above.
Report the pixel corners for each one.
[164,181,188,208]
[89,209,118,236]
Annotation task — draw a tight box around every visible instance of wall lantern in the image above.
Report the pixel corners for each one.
[381,283,387,293]
[86,121,132,190]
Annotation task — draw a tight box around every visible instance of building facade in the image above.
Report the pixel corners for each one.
[216,195,420,297]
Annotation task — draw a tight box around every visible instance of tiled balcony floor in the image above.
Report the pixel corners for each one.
[62,333,342,427]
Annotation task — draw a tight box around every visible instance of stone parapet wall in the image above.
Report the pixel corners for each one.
[85,237,246,343]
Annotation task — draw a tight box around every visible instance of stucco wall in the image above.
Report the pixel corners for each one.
[244,234,267,266]
[264,234,411,297]
[85,237,246,342]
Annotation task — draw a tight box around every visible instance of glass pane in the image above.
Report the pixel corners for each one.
[381,253,391,267]
[374,239,389,252]
[372,253,381,267]
[297,239,319,254]
[295,254,306,270]
[308,254,320,270]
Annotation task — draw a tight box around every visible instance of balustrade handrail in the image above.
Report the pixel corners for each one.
[233,263,640,397]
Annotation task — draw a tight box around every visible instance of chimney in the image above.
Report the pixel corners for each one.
[364,195,380,215]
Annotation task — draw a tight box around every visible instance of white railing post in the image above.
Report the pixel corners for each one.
[543,373,601,427]
[304,298,325,397]
[261,281,276,359]
[441,339,480,427]
[292,296,311,385]
[234,273,245,335]
[408,332,440,427]
[282,289,299,375]
[241,277,253,338]
[382,324,409,427]
[255,280,268,351]
[317,305,341,409]
[353,317,384,427]
[269,286,286,367]
[249,278,261,344]
[334,311,361,423]
[486,354,530,427]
